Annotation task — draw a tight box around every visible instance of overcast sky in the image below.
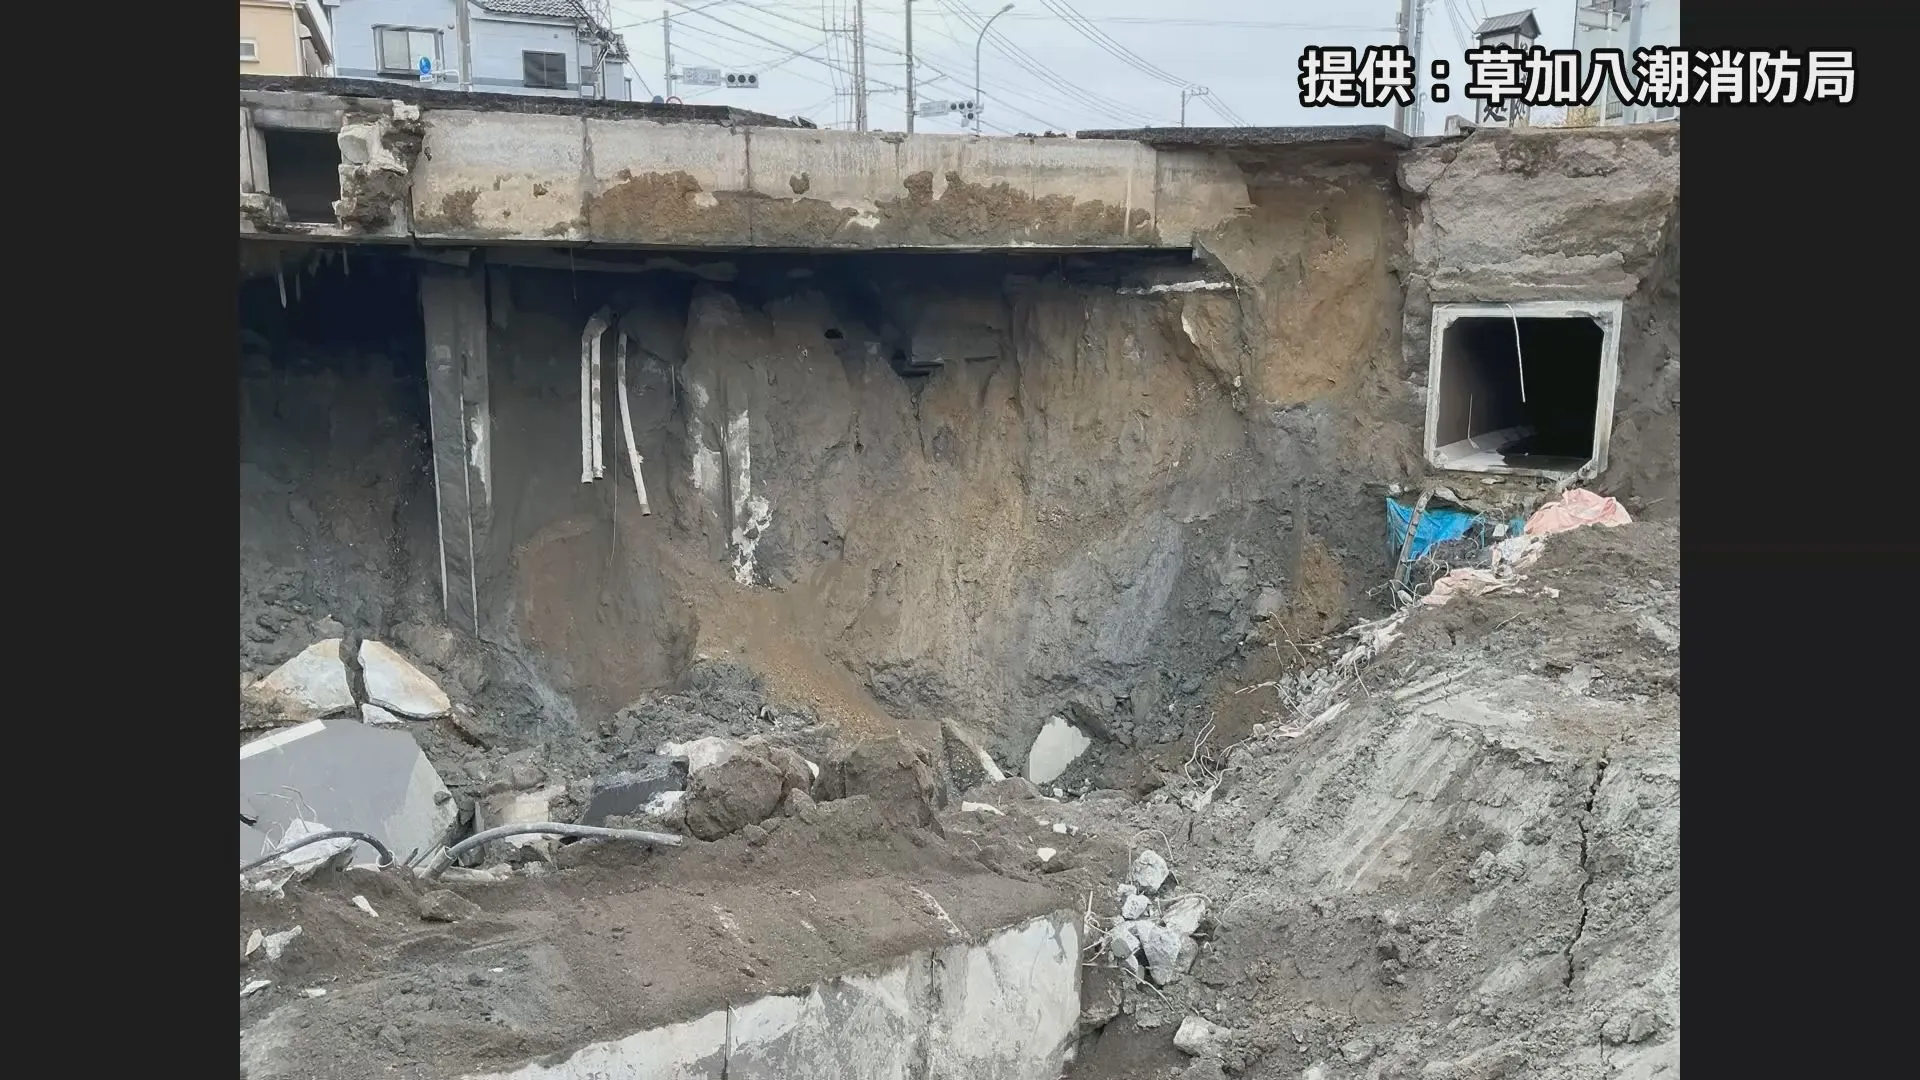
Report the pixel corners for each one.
[601,0,1578,136]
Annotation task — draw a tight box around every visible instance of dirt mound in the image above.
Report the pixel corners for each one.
[1017,522,1681,1079]
[239,790,1071,1080]
[818,733,944,827]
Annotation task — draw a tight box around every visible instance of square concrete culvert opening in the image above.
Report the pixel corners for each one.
[259,127,343,224]
[1425,300,1624,477]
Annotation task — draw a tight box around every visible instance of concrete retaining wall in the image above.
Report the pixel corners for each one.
[463,911,1081,1080]
[407,113,1247,250]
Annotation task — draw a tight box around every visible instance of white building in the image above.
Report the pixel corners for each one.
[325,0,634,100]
[1570,0,1680,124]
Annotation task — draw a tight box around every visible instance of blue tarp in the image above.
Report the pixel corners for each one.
[1385,498,1525,564]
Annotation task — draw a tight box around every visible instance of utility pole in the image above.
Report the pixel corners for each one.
[1392,0,1415,132]
[904,0,916,133]
[663,8,674,98]
[852,0,869,132]
[1405,0,1427,136]
[454,0,473,91]
[973,3,1014,136]
[1623,0,1646,124]
[1180,86,1209,126]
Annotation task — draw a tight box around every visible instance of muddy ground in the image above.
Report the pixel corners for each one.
[240,787,1099,1080]
[241,520,1677,1080]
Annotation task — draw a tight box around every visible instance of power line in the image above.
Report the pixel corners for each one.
[1040,0,1254,125]
[932,0,1162,127]
[854,23,1071,130]
[668,5,905,93]
[708,0,1088,131]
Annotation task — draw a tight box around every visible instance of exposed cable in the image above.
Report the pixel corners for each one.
[239,830,395,874]
[1504,302,1528,404]
[420,822,685,880]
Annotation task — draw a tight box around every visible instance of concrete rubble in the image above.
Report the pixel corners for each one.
[358,640,451,719]
[1097,858,1211,989]
[1174,1016,1232,1059]
[239,718,457,871]
[245,639,354,721]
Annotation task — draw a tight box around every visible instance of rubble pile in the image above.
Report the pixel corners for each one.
[1098,850,1213,988]
[238,494,1677,1080]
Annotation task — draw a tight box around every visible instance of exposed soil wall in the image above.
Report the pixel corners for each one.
[238,254,441,684]
[468,211,1403,774]
[238,128,1679,787]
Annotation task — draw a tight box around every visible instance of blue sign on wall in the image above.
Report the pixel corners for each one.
[418,56,433,78]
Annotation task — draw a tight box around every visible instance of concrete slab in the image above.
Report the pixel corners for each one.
[727,956,928,1080]
[462,1009,729,1080]
[926,912,1081,1080]
[247,639,355,720]
[443,914,1074,1080]
[239,719,457,869]
[358,640,451,718]
[412,110,586,240]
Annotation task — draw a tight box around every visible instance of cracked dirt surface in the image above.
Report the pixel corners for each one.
[1044,522,1680,1079]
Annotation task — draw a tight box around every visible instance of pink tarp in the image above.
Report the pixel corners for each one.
[1525,488,1633,537]
[1417,490,1632,608]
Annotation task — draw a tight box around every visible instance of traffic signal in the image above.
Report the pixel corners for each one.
[725,73,759,89]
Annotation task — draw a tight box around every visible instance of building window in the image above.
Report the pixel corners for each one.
[1654,105,1679,122]
[523,51,568,89]
[376,26,442,77]
[240,39,259,63]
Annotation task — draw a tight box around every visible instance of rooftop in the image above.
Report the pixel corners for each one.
[1475,10,1543,37]
[476,0,592,17]
[239,74,796,127]
[1075,124,1412,151]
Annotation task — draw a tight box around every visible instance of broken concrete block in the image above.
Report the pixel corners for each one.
[247,640,355,720]
[1133,921,1186,984]
[239,719,457,870]
[358,640,451,719]
[360,703,406,726]
[1130,849,1174,894]
[1122,893,1151,920]
[336,121,401,171]
[659,736,742,775]
[1173,935,1200,977]
[1105,924,1144,980]
[477,785,563,851]
[259,926,302,961]
[1173,1016,1232,1058]
[577,755,690,827]
[1161,896,1208,937]
[1026,716,1092,785]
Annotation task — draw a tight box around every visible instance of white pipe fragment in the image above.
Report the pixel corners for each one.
[590,314,606,479]
[615,332,652,515]
[580,308,611,483]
